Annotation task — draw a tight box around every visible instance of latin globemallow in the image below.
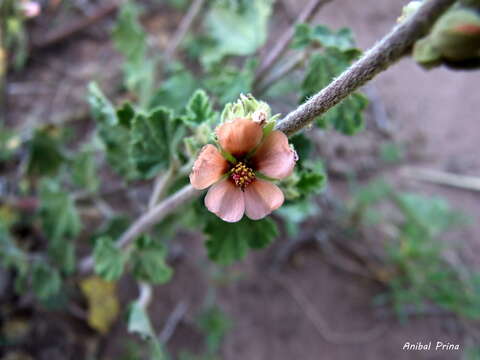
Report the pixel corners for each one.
[189,117,297,222]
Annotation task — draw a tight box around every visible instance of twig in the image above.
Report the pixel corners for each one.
[32,2,120,49]
[77,0,453,275]
[276,0,456,136]
[272,275,389,344]
[137,281,153,309]
[158,301,189,344]
[78,184,200,273]
[401,167,480,192]
[148,164,177,209]
[256,51,306,94]
[163,0,206,63]
[255,0,333,85]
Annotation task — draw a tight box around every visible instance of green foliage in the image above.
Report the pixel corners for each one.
[183,89,216,127]
[379,142,405,164]
[149,66,197,111]
[197,305,232,355]
[201,0,273,65]
[26,126,65,177]
[88,83,137,179]
[301,48,368,135]
[130,236,172,284]
[31,262,62,300]
[39,180,81,242]
[204,216,278,264]
[128,302,166,360]
[71,148,99,192]
[112,1,155,105]
[130,107,185,179]
[292,23,356,51]
[350,181,479,320]
[93,237,127,281]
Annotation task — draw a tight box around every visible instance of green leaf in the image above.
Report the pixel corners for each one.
[292,23,357,51]
[205,59,257,105]
[32,262,62,300]
[204,216,278,264]
[26,126,65,176]
[131,236,173,284]
[202,0,274,65]
[183,89,216,126]
[197,305,232,354]
[112,1,154,104]
[39,180,81,242]
[149,67,197,111]
[93,237,127,281]
[71,148,99,192]
[296,161,327,195]
[301,49,368,135]
[88,83,137,178]
[130,107,185,179]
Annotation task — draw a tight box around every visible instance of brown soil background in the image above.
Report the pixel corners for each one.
[6,0,480,359]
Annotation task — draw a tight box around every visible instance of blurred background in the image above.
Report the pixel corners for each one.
[1,0,480,359]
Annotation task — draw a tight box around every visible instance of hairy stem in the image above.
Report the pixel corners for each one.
[148,164,177,209]
[275,0,456,136]
[77,0,454,274]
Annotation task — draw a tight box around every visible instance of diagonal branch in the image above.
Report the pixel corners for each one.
[275,0,455,136]
[77,0,454,274]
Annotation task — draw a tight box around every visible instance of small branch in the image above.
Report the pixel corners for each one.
[163,0,206,63]
[137,282,153,309]
[256,51,306,94]
[148,165,177,209]
[78,184,199,274]
[32,2,120,49]
[158,301,189,344]
[401,167,480,192]
[255,0,333,85]
[275,0,456,136]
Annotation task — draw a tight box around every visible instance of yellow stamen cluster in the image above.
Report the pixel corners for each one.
[231,162,255,190]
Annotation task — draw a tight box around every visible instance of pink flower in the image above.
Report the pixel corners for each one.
[190,118,297,222]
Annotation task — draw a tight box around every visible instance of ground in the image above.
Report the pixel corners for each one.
[4,0,480,359]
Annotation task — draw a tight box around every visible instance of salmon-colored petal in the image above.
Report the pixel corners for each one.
[252,130,296,180]
[205,179,245,223]
[190,145,228,190]
[244,179,284,220]
[216,118,263,157]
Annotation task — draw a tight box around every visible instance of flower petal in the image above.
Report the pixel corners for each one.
[252,130,296,180]
[244,179,284,220]
[216,118,263,157]
[190,145,228,190]
[205,179,245,223]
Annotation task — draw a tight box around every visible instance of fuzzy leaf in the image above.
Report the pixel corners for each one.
[71,148,99,192]
[130,236,173,284]
[292,24,356,51]
[93,237,127,281]
[202,0,273,65]
[88,83,137,178]
[183,89,216,126]
[149,67,196,111]
[130,107,185,178]
[204,216,278,264]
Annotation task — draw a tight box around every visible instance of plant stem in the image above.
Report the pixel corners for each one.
[148,164,177,209]
[254,0,333,86]
[77,0,454,274]
[275,0,455,136]
[163,0,207,63]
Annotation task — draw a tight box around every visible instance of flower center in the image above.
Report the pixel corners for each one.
[231,162,255,189]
